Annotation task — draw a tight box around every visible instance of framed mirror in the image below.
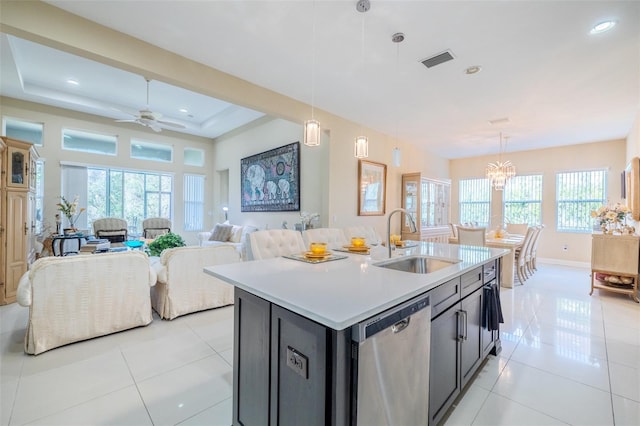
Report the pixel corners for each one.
[358,160,387,216]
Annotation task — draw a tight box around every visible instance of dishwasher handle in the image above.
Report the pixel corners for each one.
[352,295,430,343]
[392,318,410,334]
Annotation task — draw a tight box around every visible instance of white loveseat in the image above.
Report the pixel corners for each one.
[17,251,156,355]
[150,245,241,319]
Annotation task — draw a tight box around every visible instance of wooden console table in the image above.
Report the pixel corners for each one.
[590,233,639,302]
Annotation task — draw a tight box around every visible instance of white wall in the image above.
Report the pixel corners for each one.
[211,117,330,231]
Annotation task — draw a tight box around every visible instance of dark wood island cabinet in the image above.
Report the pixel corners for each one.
[222,254,502,426]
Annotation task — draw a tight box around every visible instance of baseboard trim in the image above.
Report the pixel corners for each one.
[538,257,590,269]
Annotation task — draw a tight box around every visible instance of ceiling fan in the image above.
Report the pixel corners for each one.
[115,77,186,132]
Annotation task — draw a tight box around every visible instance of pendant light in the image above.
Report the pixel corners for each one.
[392,32,404,167]
[354,0,370,158]
[486,132,516,190]
[304,0,320,147]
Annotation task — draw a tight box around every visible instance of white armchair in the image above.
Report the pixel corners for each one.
[247,229,306,260]
[17,251,156,355]
[151,245,241,319]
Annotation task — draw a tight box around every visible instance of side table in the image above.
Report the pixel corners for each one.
[50,234,84,256]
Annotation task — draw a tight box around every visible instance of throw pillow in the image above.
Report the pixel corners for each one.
[229,225,244,243]
[209,223,234,242]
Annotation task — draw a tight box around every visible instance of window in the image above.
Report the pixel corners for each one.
[63,128,117,155]
[184,147,205,166]
[184,174,205,231]
[131,139,173,162]
[459,178,491,226]
[556,169,607,233]
[503,175,543,225]
[62,164,173,234]
[3,117,43,146]
[34,160,44,233]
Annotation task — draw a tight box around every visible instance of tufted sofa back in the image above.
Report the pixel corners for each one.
[247,229,306,260]
[301,228,348,247]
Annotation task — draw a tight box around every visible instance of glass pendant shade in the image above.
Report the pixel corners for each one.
[354,136,369,158]
[392,147,401,167]
[304,119,321,147]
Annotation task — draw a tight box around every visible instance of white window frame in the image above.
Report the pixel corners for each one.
[503,174,543,226]
[458,178,491,226]
[556,169,607,233]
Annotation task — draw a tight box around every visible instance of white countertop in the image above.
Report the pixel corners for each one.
[204,242,508,330]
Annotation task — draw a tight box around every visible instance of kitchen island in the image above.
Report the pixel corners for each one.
[205,242,507,426]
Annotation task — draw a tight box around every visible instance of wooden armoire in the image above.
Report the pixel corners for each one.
[1,136,39,304]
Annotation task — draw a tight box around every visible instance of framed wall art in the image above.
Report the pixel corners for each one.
[358,159,387,216]
[241,142,300,212]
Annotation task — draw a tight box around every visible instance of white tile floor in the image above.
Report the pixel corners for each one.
[1,263,639,425]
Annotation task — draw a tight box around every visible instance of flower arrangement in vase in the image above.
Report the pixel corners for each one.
[591,203,630,234]
[56,195,85,232]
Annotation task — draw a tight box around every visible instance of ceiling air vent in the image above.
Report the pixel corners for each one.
[421,50,455,69]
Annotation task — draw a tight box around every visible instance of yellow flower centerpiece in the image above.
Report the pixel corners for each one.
[57,195,85,231]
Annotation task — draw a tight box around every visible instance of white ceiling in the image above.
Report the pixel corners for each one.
[3,1,639,159]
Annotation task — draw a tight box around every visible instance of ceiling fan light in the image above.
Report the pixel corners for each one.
[304,119,321,147]
[354,136,368,158]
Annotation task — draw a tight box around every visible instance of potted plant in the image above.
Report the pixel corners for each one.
[147,232,186,257]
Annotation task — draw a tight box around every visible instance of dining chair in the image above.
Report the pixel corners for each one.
[527,225,545,273]
[449,223,458,239]
[456,226,486,247]
[301,228,348,248]
[247,229,307,260]
[506,223,528,236]
[515,227,536,284]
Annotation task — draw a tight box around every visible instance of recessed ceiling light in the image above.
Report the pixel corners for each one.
[590,20,616,34]
[179,108,189,113]
[66,79,79,86]
[465,65,482,75]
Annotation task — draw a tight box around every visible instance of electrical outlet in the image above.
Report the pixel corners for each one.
[286,346,308,379]
[562,244,568,251]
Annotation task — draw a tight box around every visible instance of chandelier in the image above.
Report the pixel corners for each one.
[486,133,516,190]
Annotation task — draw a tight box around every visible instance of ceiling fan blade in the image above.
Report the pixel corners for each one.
[157,119,186,129]
[149,123,162,132]
[115,119,137,123]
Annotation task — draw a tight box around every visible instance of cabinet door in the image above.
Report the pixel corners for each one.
[271,305,327,426]
[233,289,271,426]
[6,146,29,189]
[429,304,461,426]
[460,289,483,388]
[4,191,28,303]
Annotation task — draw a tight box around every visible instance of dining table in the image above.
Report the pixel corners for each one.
[448,234,525,288]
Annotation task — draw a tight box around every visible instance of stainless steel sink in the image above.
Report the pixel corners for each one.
[374,256,460,274]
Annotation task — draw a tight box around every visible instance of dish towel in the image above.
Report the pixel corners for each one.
[483,282,504,331]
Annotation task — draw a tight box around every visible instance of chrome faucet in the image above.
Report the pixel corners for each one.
[387,208,417,258]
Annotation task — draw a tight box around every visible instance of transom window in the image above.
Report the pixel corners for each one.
[62,128,117,155]
[503,174,543,225]
[556,169,607,233]
[459,178,491,226]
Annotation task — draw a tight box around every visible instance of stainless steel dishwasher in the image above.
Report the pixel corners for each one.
[352,294,431,425]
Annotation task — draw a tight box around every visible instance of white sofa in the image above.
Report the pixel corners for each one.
[17,251,156,355]
[150,245,241,319]
[197,223,258,260]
